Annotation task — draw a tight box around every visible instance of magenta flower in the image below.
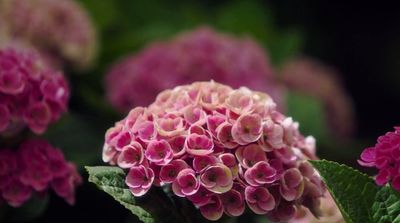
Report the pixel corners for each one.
[193,155,218,173]
[172,168,200,197]
[159,159,188,183]
[102,81,324,221]
[187,186,212,207]
[235,144,267,169]
[245,186,275,214]
[280,168,304,201]
[199,195,224,221]
[0,139,81,207]
[0,46,69,136]
[0,0,97,69]
[117,142,144,169]
[359,126,400,191]
[105,27,283,113]
[145,140,173,166]
[244,161,277,186]
[221,189,245,216]
[200,163,233,194]
[126,165,155,196]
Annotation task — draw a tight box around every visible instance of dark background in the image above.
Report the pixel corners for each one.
[6,0,400,222]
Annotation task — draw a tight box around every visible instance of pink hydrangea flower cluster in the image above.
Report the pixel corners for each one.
[0,46,69,135]
[358,126,400,191]
[105,27,283,113]
[280,57,355,139]
[102,81,325,221]
[0,0,97,69]
[0,139,82,207]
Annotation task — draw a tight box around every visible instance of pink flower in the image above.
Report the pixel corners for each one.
[51,163,82,205]
[232,113,263,145]
[193,155,218,173]
[359,126,400,191]
[0,105,10,131]
[221,189,245,216]
[187,186,212,207]
[185,132,214,156]
[145,140,173,166]
[0,0,97,69]
[105,27,282,113]
[235,144,267,169]
[216,122,238,149]
[258,119,285,151]
[102,81,324,221]
[244,161,276,186]
[280,168,304,201]
[245,186,275,214]
[159,159,188,183]
[172,168,200,197]
[126,165,155,196]
[200,163,233,194]
[0,139,81,207]
[1,178,32,207]
[199,195,224,221]
[117,142,144,169]
[0,46,69,136]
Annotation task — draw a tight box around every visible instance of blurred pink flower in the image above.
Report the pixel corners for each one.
[280,57,355,139]
[102,81,324,221]
[0,0,97,69]
[0,139,82,207]
[105,27,284,113]
[0,46,69,136]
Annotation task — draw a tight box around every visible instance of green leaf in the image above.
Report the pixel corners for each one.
[310,160,378,223]
[86,166,154,223]
[373,186,400,223]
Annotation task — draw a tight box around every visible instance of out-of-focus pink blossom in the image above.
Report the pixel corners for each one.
[359,126,400,191]
[102,81,324,221]
[0,139,81,207]
[280,57,355,139]
[105,27,283,113]
[0,0,97,69]
[0,46,69,136]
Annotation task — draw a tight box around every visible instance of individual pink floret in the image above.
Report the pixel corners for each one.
[199,195,224,221]
[145,140,174,166]
[200,163,233,194]
[220,189,245,216]
[126,165,155,196]
[117,142,144,169]
[245,186,275,214]
[172,168,200,197]
[244,161,276,186]
[159,159,188,183]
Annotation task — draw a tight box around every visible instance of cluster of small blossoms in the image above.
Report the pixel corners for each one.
[292,192,344,223]
[358,126,400,191]
[0,139,82,207]
[0,0,97,69]
[102,81,325,221]
[280,57,355,139]
[105,27,283,113]
[0,46,69,136]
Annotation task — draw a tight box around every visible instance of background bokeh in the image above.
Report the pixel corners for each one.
[1,0,400,222]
